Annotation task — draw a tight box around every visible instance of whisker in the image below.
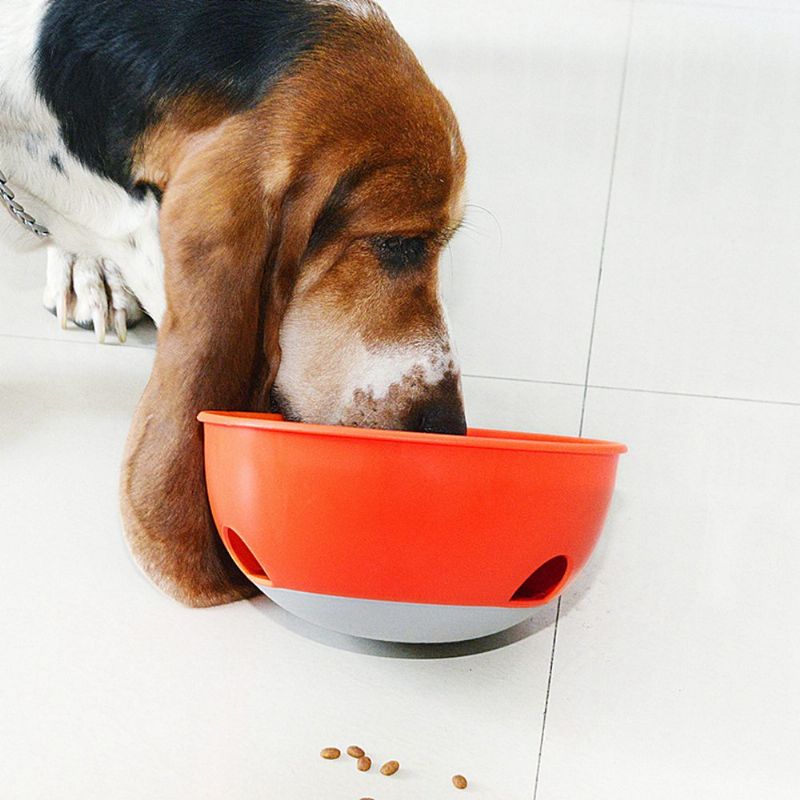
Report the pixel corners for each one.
[463,202,504,255]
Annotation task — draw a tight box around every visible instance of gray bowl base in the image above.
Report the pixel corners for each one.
[259,585,538,644]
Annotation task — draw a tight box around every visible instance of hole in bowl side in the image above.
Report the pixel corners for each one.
[225,528,270,581]
[510,555,568,603]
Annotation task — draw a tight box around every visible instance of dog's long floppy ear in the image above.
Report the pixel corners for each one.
[120,123,331,607]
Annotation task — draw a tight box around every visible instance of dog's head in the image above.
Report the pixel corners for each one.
[122,6,467,604]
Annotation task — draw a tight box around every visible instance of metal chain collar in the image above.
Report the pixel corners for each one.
[0,167,50,238]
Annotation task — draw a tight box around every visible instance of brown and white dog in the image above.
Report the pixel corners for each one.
[0,0,468,606]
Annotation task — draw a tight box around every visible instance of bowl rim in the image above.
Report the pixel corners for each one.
[198,411,628,455]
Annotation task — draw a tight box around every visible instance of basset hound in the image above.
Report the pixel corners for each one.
[0,0,468,606]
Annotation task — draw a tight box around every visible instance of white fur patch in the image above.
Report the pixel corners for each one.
[342,341,454,405]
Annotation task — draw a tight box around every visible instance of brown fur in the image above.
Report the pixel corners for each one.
[120,8,467,606]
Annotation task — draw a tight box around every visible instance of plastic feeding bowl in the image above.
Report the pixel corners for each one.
[198,412,627,643]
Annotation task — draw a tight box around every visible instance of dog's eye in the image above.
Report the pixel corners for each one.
[371,236,427,276]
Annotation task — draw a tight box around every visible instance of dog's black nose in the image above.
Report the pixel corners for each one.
[414,399,467,436]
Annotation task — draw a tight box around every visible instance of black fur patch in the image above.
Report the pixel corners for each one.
[35,0,335,193]
[49,153,65,174]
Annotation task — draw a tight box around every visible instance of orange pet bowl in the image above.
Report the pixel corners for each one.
[198,412,627,643]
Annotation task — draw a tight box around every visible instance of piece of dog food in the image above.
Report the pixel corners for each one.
[357,756,371,772]
[347,745,365,759]
[452,774,468,789]
[380,760,400,776]
[320,747,341,760]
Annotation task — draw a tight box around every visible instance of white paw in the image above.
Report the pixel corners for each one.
[42,247,146,343]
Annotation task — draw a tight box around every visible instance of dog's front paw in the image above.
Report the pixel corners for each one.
[43,247,146,343]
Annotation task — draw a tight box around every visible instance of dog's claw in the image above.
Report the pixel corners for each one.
[92,306,106,343]
[114,308,127,343]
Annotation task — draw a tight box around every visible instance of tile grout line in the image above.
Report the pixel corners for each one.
[532,595,561,800]
[462,371,800,408]
[463,372,582,389]
[588,383,800,408]
[533,4,635,798]
[638,0,800,15]
[578,0,635,439]
[0,330,156,352]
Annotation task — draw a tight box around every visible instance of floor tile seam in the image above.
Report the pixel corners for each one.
[535,3,635,798]
[0,331,156,352]
[637,0,800,15]
[465,373,800,408]
[578,1,636,437]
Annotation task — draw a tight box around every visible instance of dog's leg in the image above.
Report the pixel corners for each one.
[43,245,145,342]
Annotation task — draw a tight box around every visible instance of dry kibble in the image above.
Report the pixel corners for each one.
[380,760,400,776]
[452,774,468,790]
[347,745,365,759]
[320,747,341,760]
[357,756,372,772]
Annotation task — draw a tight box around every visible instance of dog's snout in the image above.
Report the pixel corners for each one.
[414,399,467,436]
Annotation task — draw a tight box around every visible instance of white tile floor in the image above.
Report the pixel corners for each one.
[1,0,799,797]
